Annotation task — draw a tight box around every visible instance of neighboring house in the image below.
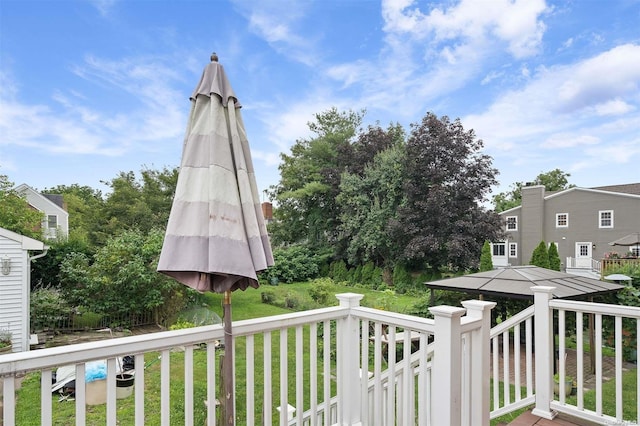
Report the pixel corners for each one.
[0,226,48,352]
[14,183,69,240]
[491,183,640,277]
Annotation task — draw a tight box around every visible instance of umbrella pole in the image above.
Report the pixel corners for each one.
[222,290,235,425]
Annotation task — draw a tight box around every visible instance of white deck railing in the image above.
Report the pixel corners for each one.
[3,288,639,425]
[0,293,495,426]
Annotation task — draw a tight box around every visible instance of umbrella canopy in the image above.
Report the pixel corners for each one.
[157,54,274,424]
[604,274,633,283]
[608,232,640,247]
[158,53,274,292]
[424,265,624,300]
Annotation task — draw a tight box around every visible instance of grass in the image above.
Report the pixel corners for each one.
[17,281,637,424]
[15,281,415,424]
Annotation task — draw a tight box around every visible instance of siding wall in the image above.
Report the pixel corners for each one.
[0,237,27,352]
[498,187,640,268]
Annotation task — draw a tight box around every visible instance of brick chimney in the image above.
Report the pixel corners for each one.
[261,202,273,222]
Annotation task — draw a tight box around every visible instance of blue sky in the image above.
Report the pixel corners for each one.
[1,0,639,202]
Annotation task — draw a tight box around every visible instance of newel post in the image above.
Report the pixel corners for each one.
[531,286,557,420]
[461,300,496,426]
[336,293,364,425]
[430,305,467,426]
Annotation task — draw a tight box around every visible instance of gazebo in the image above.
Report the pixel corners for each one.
[425,265,625,372]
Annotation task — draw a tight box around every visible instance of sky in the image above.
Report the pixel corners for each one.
[1,0,639,203]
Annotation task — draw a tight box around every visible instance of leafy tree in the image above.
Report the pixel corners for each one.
[391,112,503,272]
[0,173,44,239]
[480,240,493,272]
[31,237,92,290]
[337,136,406,268]
[493,169,574,213]
[548,242,561,271]
[269,108,364,252]
[42,184,104,245]
[59,228,184,318]
[262,245,320,284]
[530,241,550,269]
[98,167,178,242]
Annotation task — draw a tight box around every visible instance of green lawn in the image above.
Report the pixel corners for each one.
[15,282,418,424]
[18,281,635,424]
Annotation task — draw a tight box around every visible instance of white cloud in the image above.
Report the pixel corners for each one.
[467,44,640,151]
[0,54,189,158]
[541,133,599,148]
[89,0,117,17]
[382,0,549,58]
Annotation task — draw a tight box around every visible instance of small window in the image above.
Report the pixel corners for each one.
[632,246,640,257]
[508,243,517,258]
[492,243,506,256]
[599,210,614,228]
[47,215,58,229]
[556,213,568,228]
[506,216,517,231]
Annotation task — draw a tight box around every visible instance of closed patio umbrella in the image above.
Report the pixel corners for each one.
[158,53,274,425]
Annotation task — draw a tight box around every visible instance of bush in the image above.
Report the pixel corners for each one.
[479,240,493,272]
[548,242,561,271]
[30,287,73,331]
[392,264,412,294]
[59,229,185,318]
[263,245,320,284]
[330,260,349,282]
[308,278,334,305]
[530,241,550,269]
[284,293,302,309]
[261,290,276,304]
[169,319,196,331]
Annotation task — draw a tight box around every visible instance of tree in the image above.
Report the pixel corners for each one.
[548,242,561,271]
[337,132,406,268]
[391,112,504,272]
[59,228,185,319]
[42,184,104,245]
[493,169,574,213]
[98,167,178,242]
[31,237,92,290]
[268,108,364,252]
[480,241,493,272]
[530,241,550,269]
[0,173,43,239]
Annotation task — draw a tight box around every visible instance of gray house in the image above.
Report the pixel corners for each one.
[0,227,48,352]
[491,183,640,278]
[14,183,69,240]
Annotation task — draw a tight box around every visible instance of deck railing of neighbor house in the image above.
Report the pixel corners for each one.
[3,289,640,425]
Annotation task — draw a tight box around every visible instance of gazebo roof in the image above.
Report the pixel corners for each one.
[425,266,624,300]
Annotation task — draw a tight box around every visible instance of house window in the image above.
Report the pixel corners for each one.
[599,210,614,228]
[46,215,58,239]
[47,215,58,229]
[506,216,517,231]
[556,213,568,228]
[492,242,506,256]
[509,243,517,258]
[632,246,640,257]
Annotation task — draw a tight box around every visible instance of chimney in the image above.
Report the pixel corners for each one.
[261,202,273,222]
[521,185,545,261]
